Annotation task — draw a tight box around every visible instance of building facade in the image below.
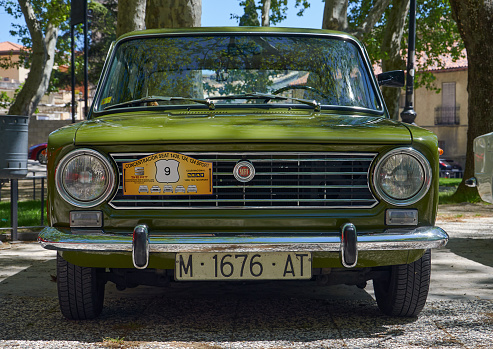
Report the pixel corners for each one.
[414,67,468,167]
[0,41,29,85]
[398,51,469,169]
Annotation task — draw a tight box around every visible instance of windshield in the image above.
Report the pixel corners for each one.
[95,34,381,112]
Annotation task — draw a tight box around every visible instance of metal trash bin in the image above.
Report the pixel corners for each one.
[0,115,30,179]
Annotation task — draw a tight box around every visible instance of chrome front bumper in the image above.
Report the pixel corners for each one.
[39,225,448,269]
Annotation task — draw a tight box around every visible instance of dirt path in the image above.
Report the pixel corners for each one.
[437,202,493,221]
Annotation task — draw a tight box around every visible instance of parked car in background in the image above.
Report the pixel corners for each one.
[439,158,463,178]
[38,27,448,320]
[467,132,493,203]
[28,143,47,164]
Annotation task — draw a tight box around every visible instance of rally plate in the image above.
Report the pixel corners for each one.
[122,152,213,196]
[175,252,312,281]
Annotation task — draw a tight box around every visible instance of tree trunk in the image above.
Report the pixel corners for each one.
[322,0,391,39]
[8,0,58,117]
[449,0,493,199]
[116,0,146,38]
[261,0,271,27]
[353,0,392,38]
[144,0,202,98]
[322,0,348,31]
[381,0,409,121]
[146,0,201,29]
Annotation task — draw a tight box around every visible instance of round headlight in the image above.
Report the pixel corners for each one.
[56,149,115,207]
[374,148,432,206]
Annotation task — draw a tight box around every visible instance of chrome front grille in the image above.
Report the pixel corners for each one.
[109,152,378,209]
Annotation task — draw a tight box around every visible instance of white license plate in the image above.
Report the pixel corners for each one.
[175,252,312,281]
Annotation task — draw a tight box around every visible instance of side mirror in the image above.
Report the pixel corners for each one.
[377,70,405,88]
[465,177,477,188]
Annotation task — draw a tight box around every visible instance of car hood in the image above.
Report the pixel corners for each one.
[74,111,412,145]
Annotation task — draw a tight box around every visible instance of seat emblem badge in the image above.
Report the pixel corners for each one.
[234,161,255,183]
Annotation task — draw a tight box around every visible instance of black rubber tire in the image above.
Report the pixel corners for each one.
[57,253,105,320]
[373,249,431,317]
[37,148,47,164]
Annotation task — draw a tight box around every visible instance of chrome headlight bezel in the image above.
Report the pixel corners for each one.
[55,149,115,208]
[373,148,432,206]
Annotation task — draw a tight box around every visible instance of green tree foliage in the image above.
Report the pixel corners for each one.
[0,0,70,115]
[231,0,465,122]
[232,0,310,27]
[350,0,465,91]
[238,0,260,26]
[2,0,116,98]
[0,0,67,72]
[314,0,466,123]
[50,0,117,91]
[0,91,12,109]
[88,0,117,84]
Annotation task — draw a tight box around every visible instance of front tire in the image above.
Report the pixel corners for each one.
[37,148,47,164]
[373,249,431,317]
[57,254,105,320]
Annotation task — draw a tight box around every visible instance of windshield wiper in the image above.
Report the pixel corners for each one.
[208,92,321,112]
[104,96,215,111]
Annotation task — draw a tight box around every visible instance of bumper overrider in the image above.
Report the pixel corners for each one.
[39,225,448,270]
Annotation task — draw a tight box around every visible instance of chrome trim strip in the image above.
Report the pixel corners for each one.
[118,185,370,190]
[213,171,369,176]
[111,152,378,157]
[111,198,376,203]
[39,226,448,253]
[108,204,379,210]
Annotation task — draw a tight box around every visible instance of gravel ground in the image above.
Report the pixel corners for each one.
[0,203,491,349]
[0,295,491,348]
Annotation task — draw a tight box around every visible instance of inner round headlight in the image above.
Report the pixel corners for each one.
[56,149,115,207]
[374,148,432,205]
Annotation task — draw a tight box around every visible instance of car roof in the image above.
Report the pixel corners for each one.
[117,26,357,43]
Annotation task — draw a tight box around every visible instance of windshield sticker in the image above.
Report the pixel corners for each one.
[122,152,213,196]
[101,96,112,105]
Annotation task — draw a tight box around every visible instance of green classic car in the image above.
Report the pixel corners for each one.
[39,27,448,320]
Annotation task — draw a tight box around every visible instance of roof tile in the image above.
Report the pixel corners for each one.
[0,41,25,53]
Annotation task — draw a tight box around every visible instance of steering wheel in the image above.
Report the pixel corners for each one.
[271,84,328,99]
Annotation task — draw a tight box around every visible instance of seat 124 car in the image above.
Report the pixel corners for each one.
[38,27,448,320]
[466,132,493,203]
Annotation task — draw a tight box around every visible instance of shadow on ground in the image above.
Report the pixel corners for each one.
[445,238,493,268]
[0,260,418,345]
[1,249,492,348]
